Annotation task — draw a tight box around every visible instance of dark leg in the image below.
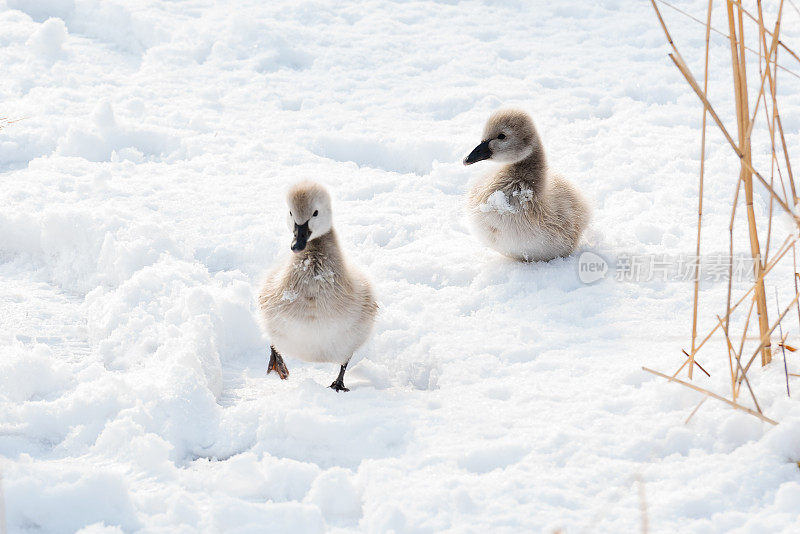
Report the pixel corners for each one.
[329,362,349,392]
[267,345,289,379]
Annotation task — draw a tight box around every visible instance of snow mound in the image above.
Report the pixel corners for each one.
[6,0,74,23]
[9,0,165,54]
[57,101,182,163]
[5,464,141,533]
[26,16,68,59]
[304,467,362,525]
[0,209,181,293]
[309,134,456,175]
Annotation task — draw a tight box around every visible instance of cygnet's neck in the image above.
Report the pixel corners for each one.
[296,228,343,265]
[504,143,548,193]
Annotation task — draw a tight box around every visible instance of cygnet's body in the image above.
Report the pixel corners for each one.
[258,182,377,392]
[463,109,590,262]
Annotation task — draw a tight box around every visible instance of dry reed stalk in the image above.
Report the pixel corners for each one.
[689,0,714,380]
[726,0,772,366]
[760,58,778,261]
[725,174,740,384]
[649,0,800,424]
[756,1,797,205]
[751,1,786,240]
[655,0,800,80]
[642,367,778,424]
[734,297,757,399]
[754,1,787,209]
[731,0,800,65]
[759,89,795,209]
[643,0,800,424]
[760,68,790,216]
[766,75,791,210]
[675,235,797,378]
[740,289,800,376]
[773,110,796,204]
[682,349,711,376]
[763,234,796,274]
[794,245,800,331]
[724,142,746,383]
[666,49,796,219]
[685,396,708,423]
[775,288,791,396]
[716,314,763,412]
[0,118,13,131]
[667,53,795,219]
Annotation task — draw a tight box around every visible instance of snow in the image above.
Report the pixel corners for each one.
[479,190,516,214]
[26,17,68,59]
[1,0,800,532]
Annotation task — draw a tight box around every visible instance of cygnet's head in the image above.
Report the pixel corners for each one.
[463,109,539,165]
[285,181,333,253]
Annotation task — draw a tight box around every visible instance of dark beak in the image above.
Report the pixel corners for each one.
[463,140,492,165]
[291,221,311,252]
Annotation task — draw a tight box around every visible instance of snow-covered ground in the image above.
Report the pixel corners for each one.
[2,0,800,532]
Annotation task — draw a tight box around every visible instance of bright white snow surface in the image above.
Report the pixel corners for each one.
[2,0,800,532]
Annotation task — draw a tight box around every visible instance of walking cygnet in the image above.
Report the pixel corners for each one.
[258,182,378,392]
[463,109,590,262]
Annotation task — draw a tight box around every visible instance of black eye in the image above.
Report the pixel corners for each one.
[497,133,506,140]
[290,211,293,216]
[313,210,319,217]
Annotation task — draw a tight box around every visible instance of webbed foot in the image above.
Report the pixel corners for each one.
[329,379,349,392]
[329,363,349,392]
[267,346,289,380]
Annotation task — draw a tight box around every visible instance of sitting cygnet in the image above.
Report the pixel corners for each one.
[463,109,590,262]
[258,181,378,392]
